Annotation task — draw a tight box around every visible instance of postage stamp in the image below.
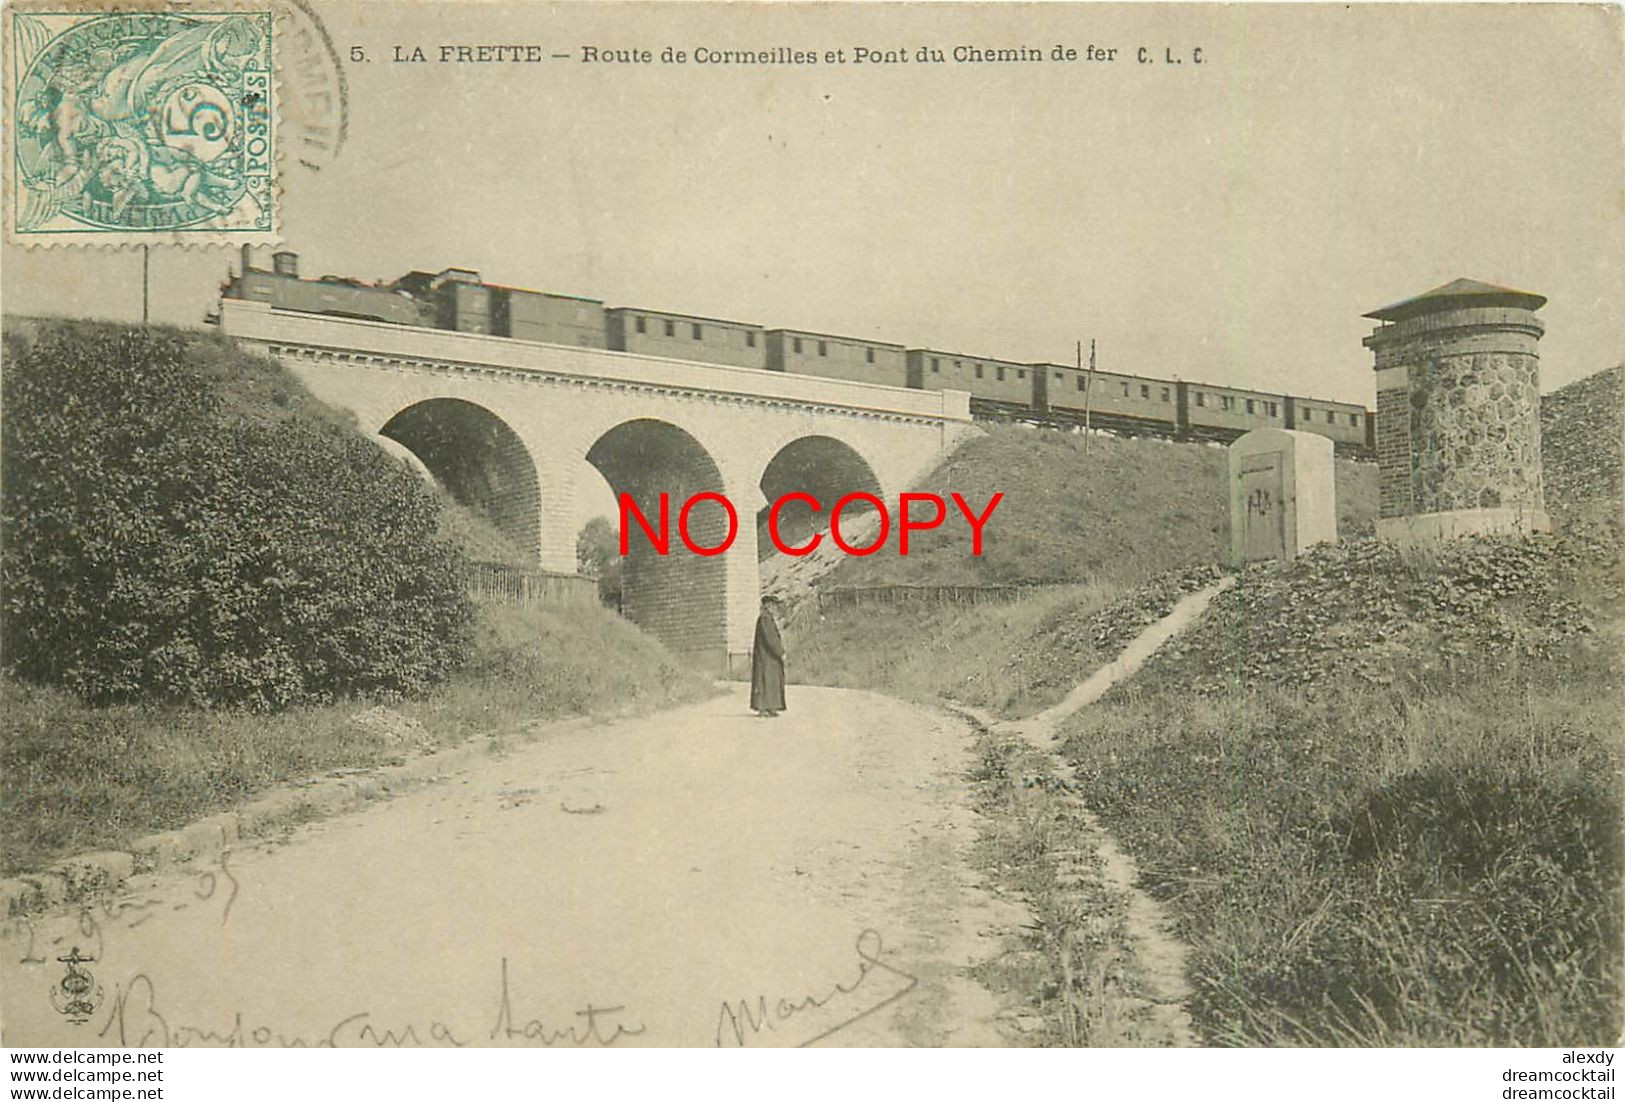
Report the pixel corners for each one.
[4,6,276,247]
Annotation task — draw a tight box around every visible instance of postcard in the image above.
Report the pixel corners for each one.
[1,0,1620,1064]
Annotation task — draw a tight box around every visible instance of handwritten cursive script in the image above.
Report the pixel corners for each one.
[715,929,919,1047]
[490,957,645,1046]
[95,958,644,1047]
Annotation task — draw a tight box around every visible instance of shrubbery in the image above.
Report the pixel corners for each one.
[1,321,473,709]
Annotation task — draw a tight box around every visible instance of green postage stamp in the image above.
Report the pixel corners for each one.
[5,6,276,246]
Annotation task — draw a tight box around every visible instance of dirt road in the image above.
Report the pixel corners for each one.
[1,686,1027,1048]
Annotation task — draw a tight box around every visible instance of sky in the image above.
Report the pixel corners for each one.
[4,1,1622,407]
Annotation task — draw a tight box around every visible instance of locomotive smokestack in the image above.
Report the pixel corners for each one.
[272,250,299,278]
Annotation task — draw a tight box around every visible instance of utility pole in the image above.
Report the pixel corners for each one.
[141,245,150,326]
[1080,338,1097,453]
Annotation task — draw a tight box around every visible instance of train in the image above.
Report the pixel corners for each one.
[221,248,1376,455]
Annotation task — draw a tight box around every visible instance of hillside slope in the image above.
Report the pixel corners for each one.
[788,425,1376,710]
[816,427,1378,591]
[1055,365,1624,1046]
[1543,363,1623,542]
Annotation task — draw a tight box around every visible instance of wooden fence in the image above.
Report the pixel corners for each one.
[467,561,598,608]
[815,583,1050,611]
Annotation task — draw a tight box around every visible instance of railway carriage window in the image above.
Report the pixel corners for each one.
[1077,377,1086,392]
[1302,407,1311,420]
[1327,410,1336,424]
[1161,387,1171,402]
[1054,372,1062,382]
[996,366,1005,382]
[932,363,940,373]
[975,365,984,379]
[634,316,647,334]
[1122,382,1130,397]
[1140,384,1150,399]
[932,357,940,371]
[1017,369,1025,380]
[818,341,828,357]
[793,337,803,354]
[1350,413,1360,426]
[664,319,676,337]
[1221,396,1235,410]
[692,323,702,340]
[866,348,875,364]
[1246,399,1256,414]
[1195,392,1206,406]
[746,332,757,348]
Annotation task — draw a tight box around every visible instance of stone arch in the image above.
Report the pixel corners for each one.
[756,434,885,559]
[587,418,730,669]
[379,398,542,558]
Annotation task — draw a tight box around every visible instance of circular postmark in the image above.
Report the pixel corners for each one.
[275,0,349,174]
[13,11,273,233]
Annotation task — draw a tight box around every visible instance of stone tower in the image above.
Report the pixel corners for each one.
[1362,278,1550,543]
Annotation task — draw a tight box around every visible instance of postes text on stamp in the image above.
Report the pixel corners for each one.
[6,7,276,247]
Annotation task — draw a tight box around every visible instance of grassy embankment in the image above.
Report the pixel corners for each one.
[1062,533,1621,1045]
[1,601,708,875]
[0,319,712,876]
[1052,368,1624,1046]
[788,425,1376,716]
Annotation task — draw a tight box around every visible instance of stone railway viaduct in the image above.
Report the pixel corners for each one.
[221,299,978,673]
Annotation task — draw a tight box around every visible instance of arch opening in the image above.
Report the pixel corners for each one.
[380,398,542,560]
[757,435,883,561]
[587,419,729,670]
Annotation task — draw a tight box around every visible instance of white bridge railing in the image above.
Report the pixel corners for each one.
[220,299,973,423]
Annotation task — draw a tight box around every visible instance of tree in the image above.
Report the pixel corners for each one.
[575,516,624,612]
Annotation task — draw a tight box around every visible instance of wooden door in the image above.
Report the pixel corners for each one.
[1241,451,1286,562]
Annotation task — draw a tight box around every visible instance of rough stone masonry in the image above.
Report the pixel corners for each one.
[1362,278,1551,544]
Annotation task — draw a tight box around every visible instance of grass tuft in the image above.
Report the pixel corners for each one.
[1060,660,1623,1046]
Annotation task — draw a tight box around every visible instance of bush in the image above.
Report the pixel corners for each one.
[1,321,474,709]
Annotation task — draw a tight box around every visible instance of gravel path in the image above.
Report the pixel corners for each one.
[1,685,1026,1048]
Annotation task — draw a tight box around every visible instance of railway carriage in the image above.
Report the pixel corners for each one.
[1288,396,1374,451]
[221,249,1375,457]
[606,307,767,369]
[766,329,907,387]
[1182,382,1290,441]
[1038,363,1182,435]
[907,349,1037,418]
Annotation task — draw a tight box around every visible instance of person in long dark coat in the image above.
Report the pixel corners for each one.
[750,596,787,718]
